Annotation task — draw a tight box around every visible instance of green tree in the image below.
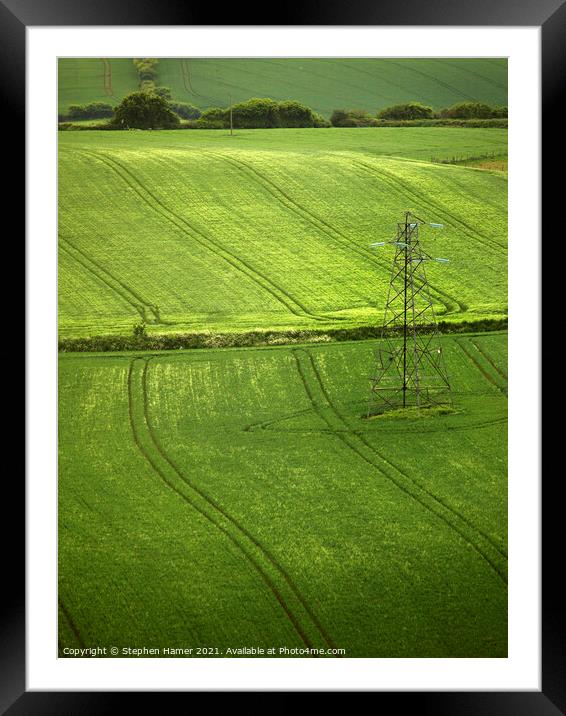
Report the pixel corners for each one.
[170,102,202,120]
[231,98,280,128]
[112,91,180,129]
[277,100,315,127]
[377,102,434,120]
[330,109,350,127]
[67,102,114,120]
[132,319,147,339]
[440,102,506,119]
[330,108,377,127]
[153,86,172,101]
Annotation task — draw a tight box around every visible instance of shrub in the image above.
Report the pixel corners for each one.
[111,91,180,129]
[133,59,159,92]
[276,99,316,128]
[492,105,508,118]
[132,320,147,339]
[440,102,507,119]
[330,109,351,127]
[170,102,201,120]
[180,97,326,129]
[66,102,115,120]
[153,86,172,101]
[347,109,379,127]
[330,108,379,127]
[377,102,434,120]
[312,112,331,128]
[133,58,158,79]
[228,98,324,129]
[231,97,280,128]
[374,118,507,128]
[198,107,229,127]
[194,118,227,129]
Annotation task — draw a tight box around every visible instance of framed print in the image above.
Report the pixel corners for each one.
[10,0,554,708]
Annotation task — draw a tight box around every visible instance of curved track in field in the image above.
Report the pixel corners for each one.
[204,150,465,316]
[59,232,162,323]
[245,410,507,437]
[456,337,508,396]
[469,338,508,380]
[180,59,200,97]
[292,347,508,578]
[385,60,479,102]
[429,58,507,92]
[351,159,506,254]
[66,147,335,324]
[127,357,339,655]
[101,58,113,96]
[59,598,86,648]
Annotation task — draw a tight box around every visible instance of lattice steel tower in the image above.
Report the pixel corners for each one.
[367,211,452,416]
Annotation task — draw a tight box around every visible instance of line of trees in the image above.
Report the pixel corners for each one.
[60,93,331,129]
[195,98,329,129]
[63,102,115,120]
[59,93,508,130]
[133,58,159,91]
[331,101,507,127]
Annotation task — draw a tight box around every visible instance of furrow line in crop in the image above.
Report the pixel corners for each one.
[128,357,337,654]
[293,348,508,580]
[429,58,507,92]
[205,150,459,316]
[71,148,330,323]
[59,598,86,649]
[353,159,506,254]
[246,413,507,437]
[332,61,428,104]
[385,60,479,102]
[469,338,508,381]
[141,357,341,655]
[101,58,113,96]
[298,347,508,561]
[455,338,507,396]
[202,150,380,310]
[180,58,200,96]
[126,358,319,653]
[59,233,161,323]
[243,407,315,433]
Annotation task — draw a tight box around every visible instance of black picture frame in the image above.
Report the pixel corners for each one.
[11,0,552,709]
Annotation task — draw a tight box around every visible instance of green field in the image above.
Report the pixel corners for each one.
[59,332,507,657]
[58,127,507,340]
[58,58,507,117]
[58,57,508,661]
[58,58,139,113]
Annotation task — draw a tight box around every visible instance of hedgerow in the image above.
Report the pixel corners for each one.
[64,102,115,120]
[133,58,158,91]
[377,102,434,120]
[58,318,507,353]
[440,102,508,119]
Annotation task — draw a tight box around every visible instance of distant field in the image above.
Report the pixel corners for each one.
[58,58,508,117]
[58,58,139,113]
[59,332,507,657]
[58,127,507,339]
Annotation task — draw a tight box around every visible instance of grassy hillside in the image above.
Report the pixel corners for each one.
[58,58,507,117]
[59,333,507,657]
[58,128,507,339]
[58,58,139,113]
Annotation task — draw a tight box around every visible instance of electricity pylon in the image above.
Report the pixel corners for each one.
[367,211,452,416]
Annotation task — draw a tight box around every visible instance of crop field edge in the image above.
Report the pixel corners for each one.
[58,317,508,353]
